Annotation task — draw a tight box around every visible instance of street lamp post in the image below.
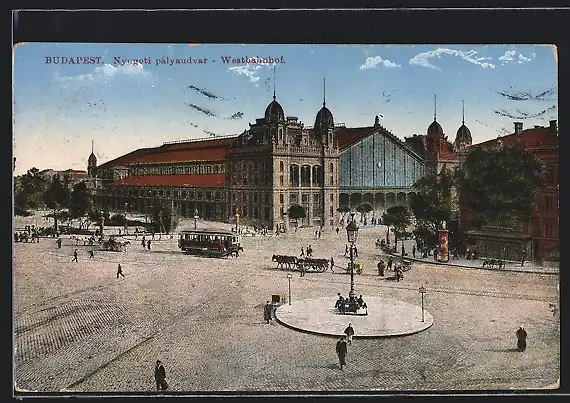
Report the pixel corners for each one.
[419,286,426,322]
[194,208,199,230]
[345,212,359,300]
[287,273,292,305]
[124,203,128,236]
[235,213,240,234]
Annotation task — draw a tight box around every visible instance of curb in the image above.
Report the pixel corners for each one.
[387,253,558,276]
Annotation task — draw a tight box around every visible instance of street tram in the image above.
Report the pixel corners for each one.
[178,229,242,257]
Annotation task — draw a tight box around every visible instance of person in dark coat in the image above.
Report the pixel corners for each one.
[57,238,62,249]
[154,360,168,390]
[89,250,94,259]
[412,245,416,258]
[330,257,335,272]
[147,240,152,250]
[72,249,78,262]
[516,326,528,352]
[263,301,273,323]
[344,323,355,344]
[117,264,124,278]
[336,336,348,370]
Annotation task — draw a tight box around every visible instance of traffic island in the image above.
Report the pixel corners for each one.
[274,296,433,338]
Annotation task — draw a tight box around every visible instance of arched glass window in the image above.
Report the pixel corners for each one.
[290,165,300,187]
[301,165,311,187]
[312,165,322,186]
[280,161,284,172]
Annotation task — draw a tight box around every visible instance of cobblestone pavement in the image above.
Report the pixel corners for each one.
[13,225,559,392]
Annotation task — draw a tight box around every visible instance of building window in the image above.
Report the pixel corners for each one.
[330,194,334,202]
[545,196,555,212]
[330,206,334,215]
[265,194,270,204]
[197,191,203,199]
[545,224,554,238]
[182,191,187,198]
[243,193,247,203]
[280,176,284,186]
[290,194,298,204]
[254,207,259,218]
[290,165,300,187]
[215,191,221,200]
[206,191,212,200]
[265,206,270,219]
[312,165,322,186]
[280,161,284,172]
[329,162,334,173]
[253,193,258,203]
[189,190,195,199]
[280,194,284,204]
[301,165,311,187]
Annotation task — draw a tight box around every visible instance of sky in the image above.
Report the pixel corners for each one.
[12,43,558,176]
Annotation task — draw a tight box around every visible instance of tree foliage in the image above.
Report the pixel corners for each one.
[457,145,545,227]
[14,168,49,215]
[69,181,92,221]
[382,205,412,248]
[288,204,306,222]
[356,202,373,219]
[150,203,179,234]
[336,205,351,222]
[411,170,454,232]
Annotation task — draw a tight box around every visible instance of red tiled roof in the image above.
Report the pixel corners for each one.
[98,138,236,168]
[334,126,376,151]
[62,169,87,174]
[111,174,225,187]
[472,126,558,149]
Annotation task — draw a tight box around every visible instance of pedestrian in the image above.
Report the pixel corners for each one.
[336,227,340,235]
[452,248,459,260]
[318,230,321,239]
[119,229,122,236]
[387,257,393,271]
[344,323,355,345]
[147,240,152,250]
[57,238,62,249]
[89,250,94,259]
[521,247,527,267]
[354,246,358,258]
[330,257,335,272]
[154,360,168,391]
[433,248,438,262]
[344,245,349,257]
[401,244,405,256]
[72,249,78,262]
[263,301,273,323]
[516,326,528,352]
[300,262,306,277]
[307,245,313,257]
[412,245,416,258]
[377,260,385,276]
[117,264,125,278]
[336,336,348,370]
[142,236,146,248]
[315,230,318,239]
[300,247,305,258]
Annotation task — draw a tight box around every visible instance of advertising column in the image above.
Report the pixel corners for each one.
[438,229,449,262]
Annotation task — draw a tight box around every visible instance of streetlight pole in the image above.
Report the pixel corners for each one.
[124,203,128,236]
[287,273,292,305]
[345,212,359,301]
[419,286,426,322]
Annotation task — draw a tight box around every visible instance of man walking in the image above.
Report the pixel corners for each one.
[336,336,348,370]
[72,249,78,262]
[516,326,528,352]
[147,240,152,250]
[412,245,416,258]
[344,323,355,345]
[57,238,62,249]
[117,264,125,278]
[89,250,94,259]
[154,360,168,391]
[263,301,273,323]
[330,257,335,272]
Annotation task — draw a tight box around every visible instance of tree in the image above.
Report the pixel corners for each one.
[382,205,412,250]
[14,168,49,215]
[336,206,351,223]
[43,174,71,231]
[69,181,93,228]
[410,169,454,247]
[356,202,373,224]
[457,145,545,228]
[150,203,179,235]
[288,204,306,228]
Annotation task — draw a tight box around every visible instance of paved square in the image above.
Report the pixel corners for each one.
[13,218,559,392]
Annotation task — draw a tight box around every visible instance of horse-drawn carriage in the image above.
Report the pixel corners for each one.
[271,255,330,273]
[102,237,130,252]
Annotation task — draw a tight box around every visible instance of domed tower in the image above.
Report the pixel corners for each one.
[264,89,286,145]
[454,100,472,151]
[87,140,97,178]
[426,95,445,156]
[314,78,334,147]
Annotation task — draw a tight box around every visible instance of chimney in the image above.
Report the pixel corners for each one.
[514,122,523,135]
[550,119,557,134]
[374,115,380,129]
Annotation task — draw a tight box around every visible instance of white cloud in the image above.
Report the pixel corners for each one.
[409,47,495,70]
[228,64,263,83]
[498,49,533,65]
[359,56,401,69]
[55,63,152,82]
[499,50,516,62]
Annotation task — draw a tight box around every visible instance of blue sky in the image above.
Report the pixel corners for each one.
[13,43,557,175]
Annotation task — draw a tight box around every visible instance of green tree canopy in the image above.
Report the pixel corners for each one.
[288,204,306,222]
[14,168,49,215]
[382,205,412,249]
[457,145,545,228]
[150,203,179,234]
[69,181,92,221]
[410,169,454,232]
[336,205,351,222]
